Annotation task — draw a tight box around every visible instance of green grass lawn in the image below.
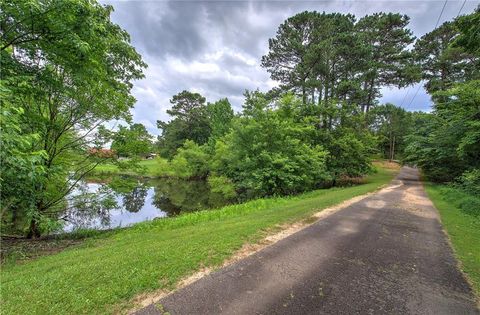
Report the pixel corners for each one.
[92,157,175,177]
[1,164,398,314]
[425,183,480,297]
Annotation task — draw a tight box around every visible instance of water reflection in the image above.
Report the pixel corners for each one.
[62,177,231,232]
[151,179,228,216]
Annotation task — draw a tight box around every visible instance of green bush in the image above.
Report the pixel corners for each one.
[171,140,210,178]
[455,169,480,196]
[440,186,480,218]
[211,94,330,198]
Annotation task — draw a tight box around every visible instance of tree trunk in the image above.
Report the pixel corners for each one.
[27,217,41,239]
[366,76,376,112]
[302,85,307,105]
[391,135,396,161]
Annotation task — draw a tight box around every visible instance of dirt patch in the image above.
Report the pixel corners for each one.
[1,237,83,264]
[373,160,401,170]
[402,186,438,219]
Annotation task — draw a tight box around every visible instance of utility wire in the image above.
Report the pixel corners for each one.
[435,0,449,29]
[457,0,467,17]
[399,87,410,107]
[404,0,449,110]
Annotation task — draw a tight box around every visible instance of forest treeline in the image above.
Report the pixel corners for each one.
[156,10,479,197]
[1,0,479,237]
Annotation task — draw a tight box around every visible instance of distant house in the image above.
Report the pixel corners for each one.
[88,148,116,158]
[145,153,158,160]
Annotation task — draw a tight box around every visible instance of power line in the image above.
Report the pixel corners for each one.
[399,87,410,107]
[405,84,422,109]
[435,0,448,29]
[404,0,448,110]
[457,0,467,17]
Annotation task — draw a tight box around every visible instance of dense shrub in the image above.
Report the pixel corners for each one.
[440,186,480,218]
[210,94,331,198]
[455,169,480,196]
[170,140,210,178]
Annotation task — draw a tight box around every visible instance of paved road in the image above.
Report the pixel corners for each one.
[137,167,479,315]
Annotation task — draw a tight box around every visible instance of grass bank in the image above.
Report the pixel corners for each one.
[92,157,175,177]
[425,183,480,297]
[1,162,399,314]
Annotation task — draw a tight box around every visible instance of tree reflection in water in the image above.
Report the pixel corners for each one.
[62,176,233,232]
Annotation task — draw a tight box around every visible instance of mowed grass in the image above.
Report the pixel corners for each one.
[1,164,398,314]
[425,183,480,297]
[93,157,175,177]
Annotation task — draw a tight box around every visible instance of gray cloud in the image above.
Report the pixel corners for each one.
[103,0,478,135]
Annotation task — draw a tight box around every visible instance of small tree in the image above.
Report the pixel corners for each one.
[111,123,153,158]
[157,90,211,157]
[1,0,146,237]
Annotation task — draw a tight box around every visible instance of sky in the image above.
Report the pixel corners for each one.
[103,0,479,135]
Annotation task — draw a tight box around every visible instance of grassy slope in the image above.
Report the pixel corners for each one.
[1,164,398,315]
[424,183,480,297]
[92,158,175,177]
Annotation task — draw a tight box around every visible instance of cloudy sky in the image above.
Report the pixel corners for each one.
[103,0,478,135]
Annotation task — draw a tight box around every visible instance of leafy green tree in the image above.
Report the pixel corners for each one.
[1,0,145,237]
[0,84,47,234]
[261,12,361,106]
[157,90,210,157]
[326,134,373,183]
[111,123,153,158]
[367,103,411,160]
[211,93,330,198]
[435,80,480,171]
[262,12,418,112]
[414,20,478,95]
[170,140,210,178]
[404,81,480,182]
[355,13,419,112]
[206,98,234,141]
[404,10,480,184]
[454,8,480,56]
[260,11,318,104]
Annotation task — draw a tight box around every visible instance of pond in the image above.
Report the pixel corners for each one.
[62,176,232,232]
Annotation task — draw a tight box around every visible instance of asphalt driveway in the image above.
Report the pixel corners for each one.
[137,167,479,315]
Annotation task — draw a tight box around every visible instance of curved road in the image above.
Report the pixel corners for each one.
[137,167,479,314]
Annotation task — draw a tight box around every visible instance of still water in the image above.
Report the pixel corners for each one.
[62,177,231,232]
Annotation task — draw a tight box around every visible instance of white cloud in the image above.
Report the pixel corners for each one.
[103,0,478,135]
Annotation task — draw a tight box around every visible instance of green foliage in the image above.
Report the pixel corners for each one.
[414,20,478,95]
[157,91,211,157]
[367,103,412,160]
[455,169,480,196]
[325,132,374,179]
[171,140,210,178]
[0,166,397,315]
[355,13,419,110]
[1,0,146,237]
[0,84,47,234]
[405,11,480,188]
[207,175,237,199]
[206,98,234,141]
[438,185,480,218]
[111,123,153,158]
[261,11,418,111]
[426,183,480,295]
[211,94,330,197]
[156,91,376,198]
[454,8,480,56]
[405,80,480,182]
